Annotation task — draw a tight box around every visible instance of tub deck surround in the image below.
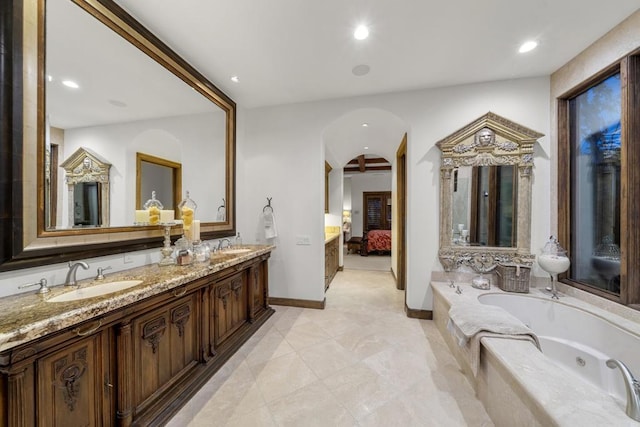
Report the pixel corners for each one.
[0,244,274,353]
[432,281,640,426]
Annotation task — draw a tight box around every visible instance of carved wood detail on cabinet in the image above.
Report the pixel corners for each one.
[0,252,274,427]
[142,316,167,354]
[36,331,111,427]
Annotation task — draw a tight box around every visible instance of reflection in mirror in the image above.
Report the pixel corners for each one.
[44,0,227,229]
[437,112,543,271]
[136,153,182,212]
[469,165,516,247]
[73,182,102,226]
[58,146,111,229]
[1,0,237,270]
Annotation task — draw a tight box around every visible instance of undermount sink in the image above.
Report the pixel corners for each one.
[222,248,252,254]
[47,280,144,303]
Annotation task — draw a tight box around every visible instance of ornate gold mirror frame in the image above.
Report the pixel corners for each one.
[436,112,543,272]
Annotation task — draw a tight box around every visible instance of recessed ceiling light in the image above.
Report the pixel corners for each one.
[62,80,79,89]
[230,75,239,83]
[354,25,369,40]
[518,40,538,53]
[364,146,369,150]
[352,64,370,76]
[362,123,369,127]
[47,75,53,82]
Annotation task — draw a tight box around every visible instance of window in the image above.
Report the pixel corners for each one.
[559,56,640,306]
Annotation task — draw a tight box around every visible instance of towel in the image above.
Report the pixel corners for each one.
[447,302,540,376]
[216,207,226,222]
[264,211,278,239]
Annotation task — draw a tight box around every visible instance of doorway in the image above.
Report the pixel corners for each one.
[396,134,407,290]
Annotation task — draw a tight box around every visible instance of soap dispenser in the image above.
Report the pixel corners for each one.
[234,232,242,248]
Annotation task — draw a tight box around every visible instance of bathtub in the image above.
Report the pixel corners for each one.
[479,292,640,402]
[431,281,640,426]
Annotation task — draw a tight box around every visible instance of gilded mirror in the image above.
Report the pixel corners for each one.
[437,112,543,271]
[0,0,236,271]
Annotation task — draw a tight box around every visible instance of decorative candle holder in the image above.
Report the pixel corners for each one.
[178,191,197,242]
[158,222,176,266]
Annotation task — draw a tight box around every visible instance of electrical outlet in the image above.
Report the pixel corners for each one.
[296,235,311,245]
[123,253,133,264]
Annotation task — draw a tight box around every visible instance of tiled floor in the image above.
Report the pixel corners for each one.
[167,268,494,426]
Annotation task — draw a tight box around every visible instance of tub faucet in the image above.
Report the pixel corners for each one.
[606,358,640,422]
[65,261,89,286]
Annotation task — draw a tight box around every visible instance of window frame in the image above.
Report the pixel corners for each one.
[558,55,640,307]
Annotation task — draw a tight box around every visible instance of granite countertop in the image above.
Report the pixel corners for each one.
[0,245,274,353]
[325,232,340,243]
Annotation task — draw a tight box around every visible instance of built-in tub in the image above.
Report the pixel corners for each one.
[431,282,640,426]
[479,292,640,402]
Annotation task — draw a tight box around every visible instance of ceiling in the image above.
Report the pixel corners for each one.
[114,0,640,109]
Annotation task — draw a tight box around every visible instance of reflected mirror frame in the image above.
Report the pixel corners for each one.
[435,112,543,272]
[0,0,236,271]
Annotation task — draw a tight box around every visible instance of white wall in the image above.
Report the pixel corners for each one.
[59,111,226,226]
[237,76,551,310]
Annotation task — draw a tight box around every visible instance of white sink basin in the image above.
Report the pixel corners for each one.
[223,248,252,254]
[48,280,143,302]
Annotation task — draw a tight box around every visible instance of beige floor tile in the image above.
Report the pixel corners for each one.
[168,268,493,426]
[267,380,357,427]
[250,351,319,403]
[297,338,360,378]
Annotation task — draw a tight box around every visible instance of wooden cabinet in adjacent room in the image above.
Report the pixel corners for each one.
[325,237,339,290]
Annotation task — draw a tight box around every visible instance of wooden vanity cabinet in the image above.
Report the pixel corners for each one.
[0,251,273,427]
[0,316,117,427]
[130,291,200,418]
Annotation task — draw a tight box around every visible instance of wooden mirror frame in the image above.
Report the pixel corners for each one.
[0,0,236,271]
[436,112,543,272]
[136,152,182,212]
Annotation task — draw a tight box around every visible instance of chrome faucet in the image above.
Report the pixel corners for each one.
[606,358,640,421]
[65,261,90,286]
[217,238,231,250]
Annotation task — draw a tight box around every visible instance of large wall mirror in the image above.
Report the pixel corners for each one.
[0,0,236,270]
[436,112,543,271]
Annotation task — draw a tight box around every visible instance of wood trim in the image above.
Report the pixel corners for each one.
[404,303,432,320]
[0,0,24,268]
[325,161,332,213]
[557,59,640,306]
[269,297,326,310]
[396,133,407,291]
[621,55,640,305]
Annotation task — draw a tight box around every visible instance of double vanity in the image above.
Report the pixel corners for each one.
[0,246,274,426]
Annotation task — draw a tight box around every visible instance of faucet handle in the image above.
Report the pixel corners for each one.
[19,278,50,294]
[96,266,112,280]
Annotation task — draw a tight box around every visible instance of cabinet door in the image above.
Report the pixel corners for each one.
[212,271,247,348]
[36,328,112,426]
[131,292,199,412]
[249,260,267,319]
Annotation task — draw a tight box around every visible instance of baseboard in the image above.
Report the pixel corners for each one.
[404,302,432,319]
[269,296,326,310]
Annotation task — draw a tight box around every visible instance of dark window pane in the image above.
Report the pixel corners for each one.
[569,73,621,293]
